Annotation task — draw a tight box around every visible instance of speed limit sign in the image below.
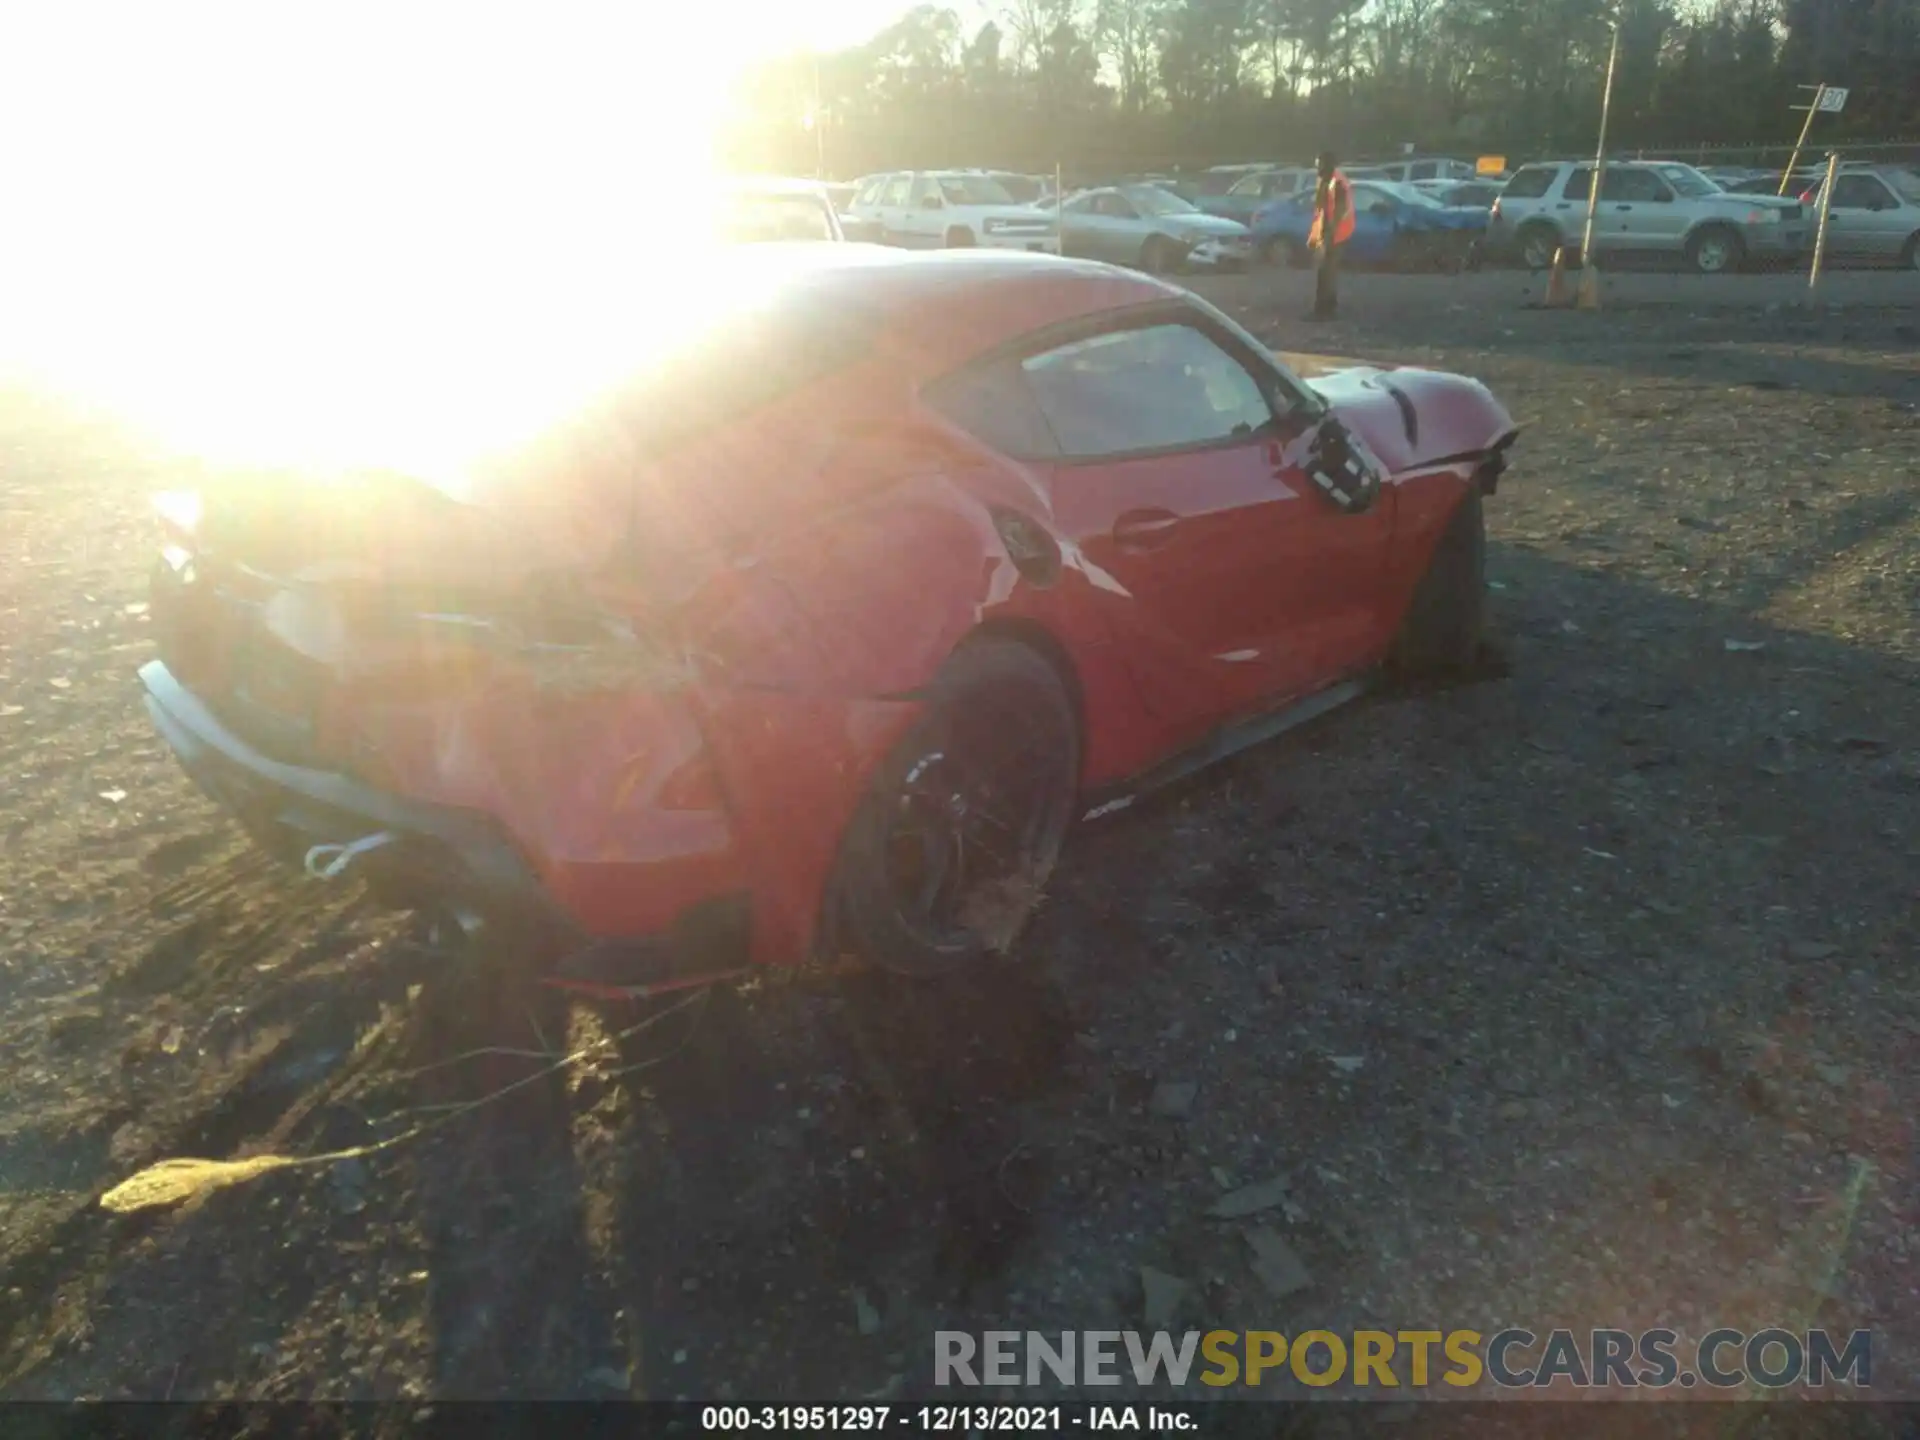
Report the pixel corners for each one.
[1817,87,1849,112]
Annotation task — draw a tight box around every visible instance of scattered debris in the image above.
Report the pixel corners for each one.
[98,789,128,804]
[1139,1266,1189,1329]
[1724,639,1768,653]
[1788,941,1839,962]
[854,1289,882,1337]
[1209,1175,1293,1219]
[1329,1055,1365,1074]
[1149,1081,1198,1118]
[1245,1227,1313,1299]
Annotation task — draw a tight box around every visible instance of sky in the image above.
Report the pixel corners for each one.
[0,0,931,460]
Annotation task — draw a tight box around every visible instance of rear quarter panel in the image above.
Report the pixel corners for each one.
[679,465,1151,963]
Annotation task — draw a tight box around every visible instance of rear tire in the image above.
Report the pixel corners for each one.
[1391,488,1486,676]
[826,639,1080,978]
[1517,223,1559,271]
[1901,232,1920,271]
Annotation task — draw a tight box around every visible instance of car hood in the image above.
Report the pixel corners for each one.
[1305,364,1517,474]
[1708,193,1799,212]
[1167,214,1250,239]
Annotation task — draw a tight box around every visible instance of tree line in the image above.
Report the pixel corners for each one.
[717,0,1919,178]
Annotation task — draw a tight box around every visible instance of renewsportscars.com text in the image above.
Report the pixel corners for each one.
[935,1328,1872,1390]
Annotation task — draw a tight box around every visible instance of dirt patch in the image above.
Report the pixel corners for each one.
[2,277,1917,1411]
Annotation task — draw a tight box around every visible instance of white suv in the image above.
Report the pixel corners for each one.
[1488,160,1807,272]
[846,171,1060,252]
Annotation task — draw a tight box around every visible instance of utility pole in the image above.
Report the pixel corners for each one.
[812,53,826,180]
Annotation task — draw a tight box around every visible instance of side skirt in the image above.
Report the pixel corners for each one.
[1077,672,1375,823]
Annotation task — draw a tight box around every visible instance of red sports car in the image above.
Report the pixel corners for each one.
[140,246,1517,997]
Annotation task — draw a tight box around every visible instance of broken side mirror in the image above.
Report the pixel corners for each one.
[1303,417,1383,516]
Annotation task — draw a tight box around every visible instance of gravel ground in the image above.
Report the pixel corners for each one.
[2,265,1918,1430]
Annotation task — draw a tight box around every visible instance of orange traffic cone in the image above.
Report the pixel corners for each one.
[1543,246,1573,307]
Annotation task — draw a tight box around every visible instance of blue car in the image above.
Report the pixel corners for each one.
[1252,180,1489,270]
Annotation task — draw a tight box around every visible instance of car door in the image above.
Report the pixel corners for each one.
[1603,167,1684,252]
[899,172,950,247]
[1021,312,1391,734]
[871,174,914,246]
[1824,174,1903,260]
[1088,191,1144,262]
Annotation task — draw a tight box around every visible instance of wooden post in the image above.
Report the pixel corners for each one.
[1808,151,1840,292]
[1578,23,1621,270]
[1056,162,1065,255]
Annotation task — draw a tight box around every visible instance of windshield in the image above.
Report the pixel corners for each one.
[1125,185,1199,216]
[719,193,838,243]
[937,175,1017,206]
[1652,164,1719,198]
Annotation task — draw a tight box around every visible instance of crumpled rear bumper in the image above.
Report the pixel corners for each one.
[140,659,752,986]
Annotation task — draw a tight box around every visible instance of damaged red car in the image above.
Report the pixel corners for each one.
[140,246,1517,998]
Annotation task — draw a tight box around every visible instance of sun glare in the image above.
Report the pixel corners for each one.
[0,2,785,478]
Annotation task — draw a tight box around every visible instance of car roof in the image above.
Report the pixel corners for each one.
[713,246,1183,376]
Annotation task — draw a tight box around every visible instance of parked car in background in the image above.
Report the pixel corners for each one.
[1722,170,1827,197]
[1053,184,1252,271]
[1356,156,1481,184]
[1253,179,1486,270]
[1196,167,1317,225]
[139,245,1519,990]
[708,178,845,243]
[846,171,1059,251]
[1798,165,1920,267]
[1187,164,1277,199]
[1486,160,1807,272]
[1414,178,1504,210]
[982,171,1054,205]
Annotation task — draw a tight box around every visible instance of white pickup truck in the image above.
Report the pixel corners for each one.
[845,170,1060,252]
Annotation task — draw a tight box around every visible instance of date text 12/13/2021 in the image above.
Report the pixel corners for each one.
[700,1405,1198,1431]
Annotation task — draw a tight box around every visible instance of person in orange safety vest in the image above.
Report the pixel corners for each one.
[1307,152,1355,321]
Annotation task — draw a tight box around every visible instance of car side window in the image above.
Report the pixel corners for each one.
[1502,167,1555,200]
[1602,168,1667,202]
[878,175,911,206]
[853,179,884,207]
[1062,194,1096,214]
[1831,175,1893,209]
[1563,168,1593,202]
[1095,193,1136,218]
[922,356,1062,461]
[1409,161,1437,181]
[913,174,943,207]
[1019,322,1275,461]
